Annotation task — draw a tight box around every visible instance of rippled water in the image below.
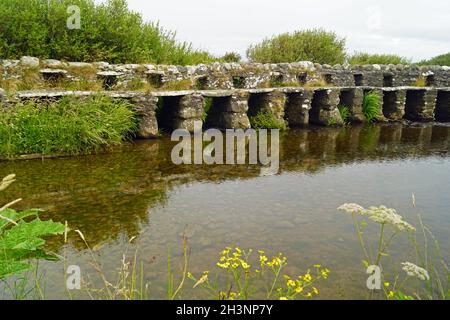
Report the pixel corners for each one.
[1,123,449,299]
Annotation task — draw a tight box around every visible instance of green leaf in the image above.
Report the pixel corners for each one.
[0,218,65,251]
[0,260,32,279]
[0,208,40,231]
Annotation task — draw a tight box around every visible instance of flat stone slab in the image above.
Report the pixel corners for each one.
[96,71,123,77]
[16,90,146,99]
[145,71,165,75]
[11,86,450,100]
[40,68,68,74]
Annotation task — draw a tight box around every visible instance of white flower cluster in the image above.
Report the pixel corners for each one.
[337,203,365,214]
[338,203,415,232]
[401,262,430,281]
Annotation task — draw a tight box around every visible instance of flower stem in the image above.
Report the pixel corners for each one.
[375,223,385,266]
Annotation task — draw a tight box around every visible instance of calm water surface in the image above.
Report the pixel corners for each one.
[1,123,449,299]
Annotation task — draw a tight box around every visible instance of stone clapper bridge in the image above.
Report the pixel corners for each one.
[1,58,450,139]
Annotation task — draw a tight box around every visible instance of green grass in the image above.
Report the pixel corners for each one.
[362,91,382,123]
[249,111,287,130]
[0,95,137,157]
[338,105,350,124]
[412,76,426,87]
[161,79,193,91]
[202,97,212,122]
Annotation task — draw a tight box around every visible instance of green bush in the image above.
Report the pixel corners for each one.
[362,91,382,123]
[419,53,450,66]
[221,52,242,63]
[0,95,137,157]
[246,29,346,64]
[348,52,411,65]
[249,111,287,130]
[0,0,216,65]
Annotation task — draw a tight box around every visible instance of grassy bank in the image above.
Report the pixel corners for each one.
[0,95,137,158]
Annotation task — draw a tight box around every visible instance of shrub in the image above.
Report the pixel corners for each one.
[0,0,216,65]
[348,52,411,65]
[0,95,137,157]
[246,29,346,65]
[221,52,242,63]
[419,53,450,66]
[362,91,382,123]
[250,111,287,130]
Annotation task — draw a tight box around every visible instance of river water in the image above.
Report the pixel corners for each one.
[1,123,449,299]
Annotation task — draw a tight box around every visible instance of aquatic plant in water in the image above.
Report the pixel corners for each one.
[362,91,382,122]
[338,105,351,124]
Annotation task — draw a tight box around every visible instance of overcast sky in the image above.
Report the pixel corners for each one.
[106,0,450,61]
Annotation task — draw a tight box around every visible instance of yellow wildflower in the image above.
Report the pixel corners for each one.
[287,280,296,287]
[303,273,312,282]
[217,262,230,269]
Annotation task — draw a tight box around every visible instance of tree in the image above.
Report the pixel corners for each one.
[221,52,242,63]
[348,52,411,65]
[0,0,215,64]
[246,28,346,65]
[419,53,450,66]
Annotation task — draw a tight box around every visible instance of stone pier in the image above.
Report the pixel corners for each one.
[382,89,406,121]
[223,92,251,129]
[128,94,159,139]
[205,91,251,129]
[284,89,313,127]
[310,89,343,126]
[173,94,204,132]
[405,89,438,121]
